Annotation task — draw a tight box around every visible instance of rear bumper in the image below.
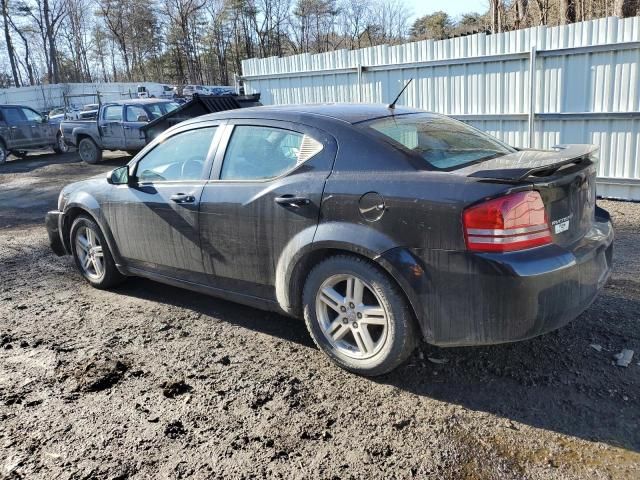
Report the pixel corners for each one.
[383,214,614,347]
[45,210,67,256]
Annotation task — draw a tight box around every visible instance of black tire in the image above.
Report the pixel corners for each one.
[78,137,102,164]
[53,132,68,154]
[302,255,417,376]
[0,141,7,165]
[70,215,125,289]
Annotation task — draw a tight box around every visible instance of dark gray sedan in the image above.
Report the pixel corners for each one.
[45,104,613,375]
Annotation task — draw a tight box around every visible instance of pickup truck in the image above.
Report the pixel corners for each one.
[60,99,179,164]
[0,104,67,164]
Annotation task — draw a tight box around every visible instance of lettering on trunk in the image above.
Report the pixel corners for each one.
[552,214,573,234]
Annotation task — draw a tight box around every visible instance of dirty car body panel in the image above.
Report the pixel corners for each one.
[46,104,614,347]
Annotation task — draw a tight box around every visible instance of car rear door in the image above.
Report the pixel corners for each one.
[105,122,223,281]
[198,120,336,299]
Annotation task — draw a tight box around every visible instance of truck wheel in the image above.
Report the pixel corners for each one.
[53,132,68,154]
[78,137,102,164]
[0,141,7,165]
[302,255,417,376]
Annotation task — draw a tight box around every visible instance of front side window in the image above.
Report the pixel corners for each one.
[364,114,514,170]
[126,106,148,122]
[22,108,42,123]
[103,106,123,121]
[221,126,322,180]
[135,127,216,182]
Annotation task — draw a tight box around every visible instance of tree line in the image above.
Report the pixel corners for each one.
[1,0,638,89]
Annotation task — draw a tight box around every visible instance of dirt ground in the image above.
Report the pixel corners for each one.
[0,151,639,480]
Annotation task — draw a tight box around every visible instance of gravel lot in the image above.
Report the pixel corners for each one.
[1,151,639,479]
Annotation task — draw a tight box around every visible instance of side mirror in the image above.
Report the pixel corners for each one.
[137,114,149,122]
[42,115,49,123]
[107,165,130,185]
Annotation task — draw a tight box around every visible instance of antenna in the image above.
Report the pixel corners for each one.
[388,78,413,109]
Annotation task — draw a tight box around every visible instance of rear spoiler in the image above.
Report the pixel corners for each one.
[468,144,598,182]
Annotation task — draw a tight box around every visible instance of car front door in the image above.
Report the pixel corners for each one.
[198,121,336,299]
[105,122,222,281]
[21,107,49,146]
[123,105,148,151]
[100,105,125,150]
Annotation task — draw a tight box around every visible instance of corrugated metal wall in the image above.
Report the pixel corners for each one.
[242,16,640,200]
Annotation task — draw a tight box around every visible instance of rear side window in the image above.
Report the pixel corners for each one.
[220,125,322,181]
[126,106,147,122]
[364,114,514,170]
[3,107,25,123]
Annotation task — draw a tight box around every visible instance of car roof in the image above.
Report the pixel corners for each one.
[105,99,175,106]
[182,103,425,126]
[0,104,37,109]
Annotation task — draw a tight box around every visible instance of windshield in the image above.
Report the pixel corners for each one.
[365,114,514,170]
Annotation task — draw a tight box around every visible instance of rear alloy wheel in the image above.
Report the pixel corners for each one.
[303,255,417,376]
[70,215,124,289]
[53,132,68,154]
[78,137,102,164]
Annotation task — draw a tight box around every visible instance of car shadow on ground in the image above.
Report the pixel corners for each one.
[117,276,316,349]
[0,151,130,175]
[112,274,639,453]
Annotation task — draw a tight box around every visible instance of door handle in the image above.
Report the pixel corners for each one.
[170,193,195,204]
[274,195,311,208]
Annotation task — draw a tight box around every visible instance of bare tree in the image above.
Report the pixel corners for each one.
[1,0,21,85]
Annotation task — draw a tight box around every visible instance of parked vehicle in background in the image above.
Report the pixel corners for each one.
[205,86,235,95]
[78,104,100,120]
[136,84,176,99]
[0,104,67,164]
[46,104,613,375]
[182,85,210,99]
[60,99,179,163]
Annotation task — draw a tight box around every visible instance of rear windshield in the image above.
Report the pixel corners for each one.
[364,114,514,170]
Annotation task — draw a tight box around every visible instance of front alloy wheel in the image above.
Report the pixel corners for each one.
[75,226,105,281]
[70,215,124,289]
[303,255,417,376]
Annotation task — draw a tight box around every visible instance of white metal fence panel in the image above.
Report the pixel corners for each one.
[242,16,640,200]
[0,82,166,111]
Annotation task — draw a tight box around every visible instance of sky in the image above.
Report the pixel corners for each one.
[405,0,489,21]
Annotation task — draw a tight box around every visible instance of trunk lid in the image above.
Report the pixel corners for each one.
[460,145,598,247]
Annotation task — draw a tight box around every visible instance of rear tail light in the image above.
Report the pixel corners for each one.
[462,191,552,252]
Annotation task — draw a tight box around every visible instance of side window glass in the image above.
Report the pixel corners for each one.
[126,106,147,122]
[22,108,42,123]
[4,108,25,123]
[103,106,123,121]
[220,126,322,180]
[136,127,216,183]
